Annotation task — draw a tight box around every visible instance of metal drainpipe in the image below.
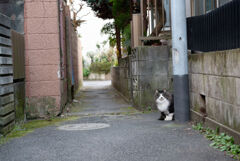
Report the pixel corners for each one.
[171,0,190,122]
[59,0,64,78]
[58,0,64,113]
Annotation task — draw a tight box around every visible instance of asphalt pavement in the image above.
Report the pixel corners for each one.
[0,81,235,161]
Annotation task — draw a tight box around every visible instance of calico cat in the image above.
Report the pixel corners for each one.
[155,89,174,121]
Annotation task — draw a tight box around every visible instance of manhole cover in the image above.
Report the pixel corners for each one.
[58,123,110,131]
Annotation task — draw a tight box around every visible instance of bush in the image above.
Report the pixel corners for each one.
[89,62,111,74]
[83,68,90,77]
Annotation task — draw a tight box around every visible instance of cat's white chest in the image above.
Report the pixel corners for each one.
[156,99,170,112]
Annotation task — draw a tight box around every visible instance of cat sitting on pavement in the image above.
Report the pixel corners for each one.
[154,89,174,121]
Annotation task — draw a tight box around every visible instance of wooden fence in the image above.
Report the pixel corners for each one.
[0,13,14,135]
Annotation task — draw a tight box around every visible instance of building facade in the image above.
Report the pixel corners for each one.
[0,0,83,124]
[24,0,83,118]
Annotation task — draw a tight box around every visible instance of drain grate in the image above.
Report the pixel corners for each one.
[58,123,110,131]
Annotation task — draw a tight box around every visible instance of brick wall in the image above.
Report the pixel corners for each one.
[189,49,240,142]
[24,0,61,118]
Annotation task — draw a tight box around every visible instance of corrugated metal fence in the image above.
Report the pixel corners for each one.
[187,0,240,52]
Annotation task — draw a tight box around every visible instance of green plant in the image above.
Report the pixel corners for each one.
[113,59,118,67]
[89,62,111,74]
[122,24,131,53]
[192,123,204,131]
[83,68,90,77]
[192,123,240,160]
[147,106,152,111]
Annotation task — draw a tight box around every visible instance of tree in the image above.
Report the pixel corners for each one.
[101,22,116,47]
[87,51,95,64]
[68,0,89,30]
[82,0,131,62]
[111,0,131,59]
[82,0,113,19]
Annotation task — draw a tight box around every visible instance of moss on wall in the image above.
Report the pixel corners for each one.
[14,82,25,122]
[26,97,59,120]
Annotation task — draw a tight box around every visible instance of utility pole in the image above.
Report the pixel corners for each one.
[171,0,190,122]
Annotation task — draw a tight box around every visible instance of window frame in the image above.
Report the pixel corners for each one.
[190,0,220,16]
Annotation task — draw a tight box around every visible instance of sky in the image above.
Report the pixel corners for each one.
[76,2,112,58]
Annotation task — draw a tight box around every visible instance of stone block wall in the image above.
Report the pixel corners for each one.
[189,49,240,137]
[131,46,172,110]
[111,46,172,110]
[111,45,240,140]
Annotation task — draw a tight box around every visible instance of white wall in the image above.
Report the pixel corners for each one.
[185,0,192,17]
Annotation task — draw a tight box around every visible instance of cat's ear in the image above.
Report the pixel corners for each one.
[163,89,167,93]
[155,90,159,95]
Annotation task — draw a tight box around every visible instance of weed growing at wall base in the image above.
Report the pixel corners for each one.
[193,123,240,160]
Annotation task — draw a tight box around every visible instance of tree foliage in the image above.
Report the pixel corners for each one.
[89,62,111,74]
[82,0,113,19]
[86,47,116,75]
[111,0,131,30]
[83,0,131,61]
[101,22,116,47]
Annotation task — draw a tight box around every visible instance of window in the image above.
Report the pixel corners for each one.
[194,0,204,16]
[219,0,232,6]
[191,0,231,16]
[164,0,171,27]
[205,0,216,13]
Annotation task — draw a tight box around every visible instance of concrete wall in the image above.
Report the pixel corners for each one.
[24,0,61,118]
[12,31,25,122]
[72,33,83,92]
[112,57,131,99]
[112,46,172,110]
[131,46,172,109]
[189,49,240,138]
[14,82,25,122]
[88,73,111,80]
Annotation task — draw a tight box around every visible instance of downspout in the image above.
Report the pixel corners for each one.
[59,0,64,74]
[58,0,64,113]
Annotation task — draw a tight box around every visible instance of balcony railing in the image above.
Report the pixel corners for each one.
[187,0,240,52]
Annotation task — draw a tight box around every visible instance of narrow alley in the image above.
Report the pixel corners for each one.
[0,81,235,161]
